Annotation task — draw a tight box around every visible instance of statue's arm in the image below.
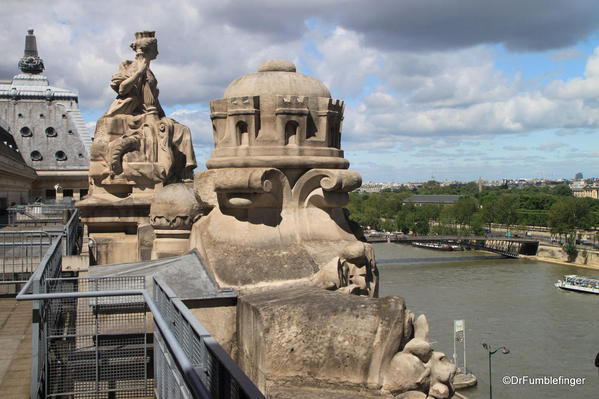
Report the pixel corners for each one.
[111,59,148,96]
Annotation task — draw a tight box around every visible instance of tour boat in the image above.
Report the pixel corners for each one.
[554,275,599,294]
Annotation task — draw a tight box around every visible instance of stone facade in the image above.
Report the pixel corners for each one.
[0,117,37,209]
[0,30,91,202]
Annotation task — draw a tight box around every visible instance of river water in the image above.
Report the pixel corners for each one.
[374,242,599,399]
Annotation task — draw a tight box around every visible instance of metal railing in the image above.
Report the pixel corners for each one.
[6,204,72,226]
[62,208,81,255]
[43,276,152,398]
[0,230,52,295]
[0,207,80,295]
[24,236,63,398]
[154,280,265,399]
[17,236,266,399]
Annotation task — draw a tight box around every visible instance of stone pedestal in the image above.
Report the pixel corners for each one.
[77,195,152,265]
[237,286,409,393]
[151,229,190,259]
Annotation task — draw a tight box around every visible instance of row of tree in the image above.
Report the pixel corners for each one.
[346,183,599,239]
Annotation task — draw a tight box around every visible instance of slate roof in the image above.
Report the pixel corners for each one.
[403,194,461,204]
[0,72,92,170]
[88,250,235,301]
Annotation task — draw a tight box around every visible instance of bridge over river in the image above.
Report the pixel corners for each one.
[367,235,540,258]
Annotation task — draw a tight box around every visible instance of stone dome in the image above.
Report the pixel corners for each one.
[224,60,331,98]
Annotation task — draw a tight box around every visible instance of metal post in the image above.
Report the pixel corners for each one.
[463,325,467,373]
[488,351,492,399]
[453,325,457,367]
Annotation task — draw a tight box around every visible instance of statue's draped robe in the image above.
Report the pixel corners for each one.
[97,59,196,181]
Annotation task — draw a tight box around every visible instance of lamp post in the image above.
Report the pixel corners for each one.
[482,343,510,399]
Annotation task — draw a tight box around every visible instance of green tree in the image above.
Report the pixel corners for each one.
[495,194,519,232]
[548,197,592,237]
[453,197,478,227]
[548,197,592,262]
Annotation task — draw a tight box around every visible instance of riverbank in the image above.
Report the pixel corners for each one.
[374,242,599,399]
[530,244,599,270]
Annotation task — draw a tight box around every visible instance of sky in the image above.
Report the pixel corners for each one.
[1,0,599,182]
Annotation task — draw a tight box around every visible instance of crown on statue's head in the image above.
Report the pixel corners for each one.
[135,31,155,39]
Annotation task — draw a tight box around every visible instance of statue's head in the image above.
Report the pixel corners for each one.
[131,31,158,60]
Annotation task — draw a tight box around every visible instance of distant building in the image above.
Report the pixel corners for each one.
[0,117,37,209]
[0,30,91,202]
[403,194,461,205]
[573,186,599,199]
[575,172,583,180]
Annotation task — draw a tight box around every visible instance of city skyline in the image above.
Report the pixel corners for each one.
[1,1,599,181]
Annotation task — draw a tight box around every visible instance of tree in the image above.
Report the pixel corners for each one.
[552,184,573,197]
[453,197,478,227]
[495,194,519,232]
[548,197,592,237]
[548,197,592,262]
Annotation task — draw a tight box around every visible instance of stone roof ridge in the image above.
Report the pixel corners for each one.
[67,108,92,152]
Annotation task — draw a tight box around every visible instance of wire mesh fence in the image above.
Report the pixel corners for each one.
[0,230,52,294]
[43,276,153,399]
[18,234,265,399]
[153,281,265,399]
[6,204,72,226]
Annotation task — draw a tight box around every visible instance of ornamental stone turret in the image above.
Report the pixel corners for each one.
[208,60,346,172]
[191,60,363,288]
[18,29,45,74]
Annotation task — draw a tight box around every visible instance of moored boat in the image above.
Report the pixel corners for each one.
[412,242,453,251]
[555,275,599,294]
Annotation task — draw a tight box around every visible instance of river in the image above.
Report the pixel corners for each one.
[374,242,599,399]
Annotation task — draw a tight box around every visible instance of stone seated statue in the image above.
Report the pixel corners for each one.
[89,31,196,197]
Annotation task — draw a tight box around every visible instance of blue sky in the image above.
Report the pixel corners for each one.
[1,0,598,182]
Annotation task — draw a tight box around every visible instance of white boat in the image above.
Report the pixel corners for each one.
[412,242,453,251]
[555,275,599,294]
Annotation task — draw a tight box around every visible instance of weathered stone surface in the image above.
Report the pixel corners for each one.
[394,391,428,399]
[237,286,406,391]
[403,339,433,363]
[383,352,430,393]
[85,31,196,200]
[150,183,200,230]
[190,61,361,287]
[426,352,456,399]
[269,385,392,399]
[78,31,198,264]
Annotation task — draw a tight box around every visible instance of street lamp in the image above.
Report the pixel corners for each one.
[482,343,510,399]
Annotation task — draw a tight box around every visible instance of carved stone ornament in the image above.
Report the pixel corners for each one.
[87,31,196,199]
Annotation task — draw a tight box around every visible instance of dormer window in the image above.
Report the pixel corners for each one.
[46,127,57,137]
[20,126,32,137]
[55,150,67,161]
[31,150,42,161]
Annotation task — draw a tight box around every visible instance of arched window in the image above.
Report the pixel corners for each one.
[46,127,57,137]
[55,150,67,161]
[237,121,249,146]
[30,150,42,161]
[20,126,32,137]
[285,121,299,145]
